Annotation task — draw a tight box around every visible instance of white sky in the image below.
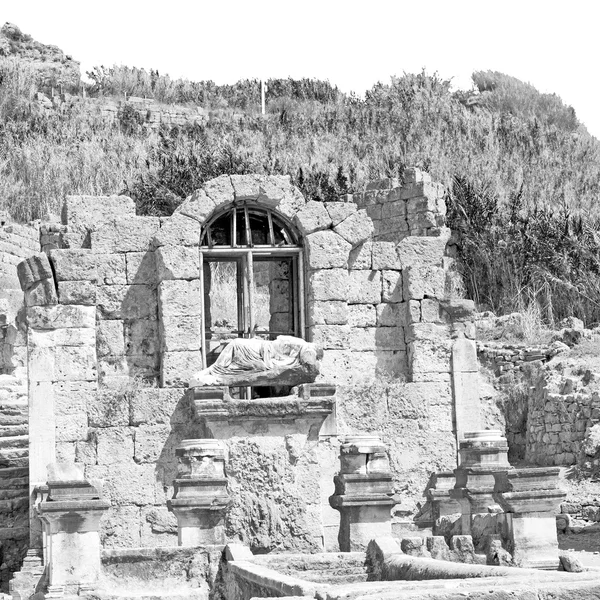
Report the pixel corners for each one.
[4,0,600,137]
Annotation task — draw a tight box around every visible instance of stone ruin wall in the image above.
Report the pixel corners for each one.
[0,222,40,587]
[3,169,478,561]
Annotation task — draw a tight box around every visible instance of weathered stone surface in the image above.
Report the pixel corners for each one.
[348,241,372,270]
[326,201,357,227]
[126,252,157,285]
[310,325,351,350]
[129,388,189,426]
[403,265,446,300]
[54,381,94,416]
[347,271,381,304]
[96,320,125,357]
[86,463,157,506]
[57,281,96,305]
[88,389,130,427]
[377,303,408,327]
[159,315,201,352]
[96,285,156,320]
[158,280,201,317]
[62,194,136,229]
[124,319,158,356]
[153,213,199,248]
[17,253,53,290]
[421,299,442,323]
[91,217,160,254]
[161,350,203,387]
[306,230,351,269]
[317,350,378,385]
[372,242,402,270]
[382,271,402,303]
[334,210,374,247]
[55,412,87,442]
[347,304,376,327]
[396,235,449,267]
[203,175,235,208]
[308,301,348,326]
[308,269,348,302]
[49,250,97,282]
[29,327,95,348]
[155,246,199,281]
[101,505,142,547]
[25,279,58,306]
[96,254,127,285]
[27,305,95,329]
[176,188,216,223]
[294,201,332,235]
[94,427,134,465]
[134,425,170,463]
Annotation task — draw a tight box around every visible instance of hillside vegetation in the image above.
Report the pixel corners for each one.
[1,24,599,325]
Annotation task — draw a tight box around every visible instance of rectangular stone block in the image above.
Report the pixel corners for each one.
[308,269,348,302]
[91,216,160,254]
[317,350,378,386]
[161,351,202,387]
[25,280,58,306]
[382,271,402,303]
[54,345,97,381]
[408,339,452,375]
[377,302,409,327]
[57,281,96,305]
[306,230,351,269]
[97,355,129,382]
[348,241,372,270]
[126,251,157,285]
[94,427,134,465]
[403,265,446,301]
[85,463,156,506]
[49,250,97,282]
[159,315,201,352]
[310,325,351,350]
[420,299,442,323]
[29,327,95,349]
[158,280,201,317]
[347,271,381,304]
[88,390,130,427]
[97,285,156,320]
[101,505,142,548]
[348,304,376,327]
[375,350,408,379]
[96,254,127,285]
[308,301,348,326]
[400,181,445,201]
[55,412,88,442]
[54,381,95,416]
[129,388,188,426]
[124,319,159,356]
[153,213,200,247]
[96,320,125,357]
[372,242,402,270]
[134,425,171,463]
[27,305,95,329]
[155,246,200,281]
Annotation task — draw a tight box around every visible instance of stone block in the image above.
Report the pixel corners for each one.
[97,355,129,383]
[75,440,98,465]
[94,427,134,465]
[307,301,347,326]
[155,246,200,281]
[49,249,97,282]
[97,285,156,320]
[308,269,348,302]
[400,181,444,201]
[55,412,88,442]
[54,381,95,416]
[407,300,421,323]
[348,241,372,270]
[306,230,351,269]
[25,279,58,306]
[87,462,157,506]
[452,339,478,373]
[92,216,160,254]
[377,302,408,327]
[29,327,95,348]
[124,319,159,356]
[382,271,402,303]
[152,213,199,247]
[421,299,443,323]
[408,338,452,375]
[130,388,189,426]
[134,425,171,463]
[382,200,406,221]
[348,304,376,327]
[317,350,378,385]
[375,350,408,379]
[159,315,201,352]
[96,320,125,357]
[62,194,136,228]
[374,216,409,240]
[347,271,381,304]
[325,201,357,226]
[56,441,76,463]
[55,345,97,381]
[57,281,96,305]
[395,235,449,268]
[372,242,402,270]
[158,280,201,317]
[176,189,216,223]
[126,252,157,285]
[96,254,127,285]
[16,254,53,290]
[403,265,446,300]
[294,201,332,235]
[101,505,142,547]
[310,325,351,349]
[161,351,202,387]
[88,389,130,427]
[333,210,374,247]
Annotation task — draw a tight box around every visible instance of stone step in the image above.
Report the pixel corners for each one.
[0,413,28,427]
[0,466,28,479]
[0,435,28,449]
[0,424,28,437]
[0,453,27,468]
[0,496,28,514]
[0,487,29,500]
[0,526,28,540]
[0,475,29,489]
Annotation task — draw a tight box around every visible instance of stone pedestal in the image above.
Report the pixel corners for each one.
[452,431,510,535]
[37,476,109,597]
[329,435,395,552]
[428,471,461,535]
[494,467,566,569]
[168,439,230,546]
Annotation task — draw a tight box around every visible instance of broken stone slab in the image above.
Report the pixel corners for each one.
[334,210,374,247]
[17,254,53,291]
[294,201,332,235]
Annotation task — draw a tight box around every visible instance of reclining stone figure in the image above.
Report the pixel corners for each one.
[189,335,323,388]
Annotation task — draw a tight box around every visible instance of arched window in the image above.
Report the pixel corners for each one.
[199,203,305,371]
